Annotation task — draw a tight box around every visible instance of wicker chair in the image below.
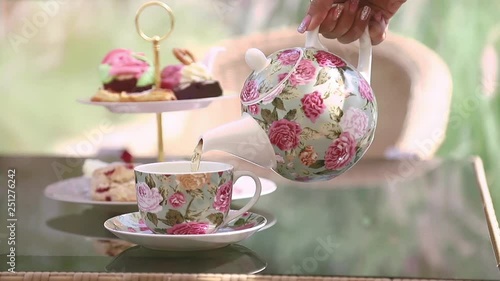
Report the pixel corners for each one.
[212,27,453,159]
[55,28,452,162]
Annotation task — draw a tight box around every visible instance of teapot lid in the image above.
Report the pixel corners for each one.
[240,47,303,106]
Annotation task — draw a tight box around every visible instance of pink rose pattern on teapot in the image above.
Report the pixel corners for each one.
[241,49,377,182]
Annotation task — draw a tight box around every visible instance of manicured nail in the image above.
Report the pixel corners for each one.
[349,0,359,13]
[334,4,344,20]
[298,14,311,33]
[360,6,371,21]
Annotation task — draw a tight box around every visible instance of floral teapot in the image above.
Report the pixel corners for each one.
[198,28,377,182]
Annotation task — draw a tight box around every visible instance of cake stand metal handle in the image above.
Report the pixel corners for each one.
[135,0,175,89]
[135,1,175,43]
[134,1,176,162]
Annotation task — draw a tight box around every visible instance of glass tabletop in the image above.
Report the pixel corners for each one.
[0,155,498,280]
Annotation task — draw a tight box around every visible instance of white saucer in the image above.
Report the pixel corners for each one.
[247,207,277,232]
[104,211,267,251]
[44,176,277,207]
[77,94,236,114]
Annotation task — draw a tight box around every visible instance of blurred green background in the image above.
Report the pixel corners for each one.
[1,0,499,197]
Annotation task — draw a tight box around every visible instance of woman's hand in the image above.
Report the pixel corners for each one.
[298,0,406,45]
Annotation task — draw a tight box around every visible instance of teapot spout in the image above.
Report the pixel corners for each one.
[198,113,277,169]
[358,27,372,83]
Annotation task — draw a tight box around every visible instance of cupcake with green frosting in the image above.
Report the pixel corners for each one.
[99,48,155,93]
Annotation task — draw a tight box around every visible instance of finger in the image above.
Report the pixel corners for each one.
[387,0,407,15]
[298,0,346,33]
[368,13,388,45]
[338,5,371,44]
[322,0,358,39]
[319,4,345,34]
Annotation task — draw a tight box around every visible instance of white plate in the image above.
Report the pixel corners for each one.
[77,94,236,114]
[44,176,277,206]
[44,177,132,206]
[104,211,267,251]
[233,176,277,200]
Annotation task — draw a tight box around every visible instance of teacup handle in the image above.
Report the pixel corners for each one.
[305,26,372,83]
[221,171,262,226]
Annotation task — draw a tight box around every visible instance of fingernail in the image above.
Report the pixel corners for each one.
[360,6,371,21]
[334,4,344,20]
[298,14,311,33]
[349,0,359,13]
[373,11,383,22]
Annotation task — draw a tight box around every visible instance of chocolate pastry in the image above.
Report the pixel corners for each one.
[174,81,223,100]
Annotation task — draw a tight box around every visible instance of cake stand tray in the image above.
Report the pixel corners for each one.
[77,94,236,114]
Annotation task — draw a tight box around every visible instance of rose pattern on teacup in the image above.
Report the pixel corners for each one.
[135,170,234,235]
[168,192,186,208]
[241,48,377,182]
[177,174,210,190]
[213,180,232,213]
[136,182,163,213]
[166,222,209,235]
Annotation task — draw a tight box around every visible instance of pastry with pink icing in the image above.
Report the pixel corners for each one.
[160,48,223,100]
[160,64,183,90]
[92,48,175,102]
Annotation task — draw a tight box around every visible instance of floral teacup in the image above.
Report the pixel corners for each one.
[134,161,262,235]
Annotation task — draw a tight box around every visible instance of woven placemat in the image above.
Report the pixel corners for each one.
[0,272,461,281]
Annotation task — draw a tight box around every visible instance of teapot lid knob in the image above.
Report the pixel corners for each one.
[245,48,270,73]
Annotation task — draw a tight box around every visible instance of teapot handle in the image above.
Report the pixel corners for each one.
[305,27,372,84]
[305,26,328,51]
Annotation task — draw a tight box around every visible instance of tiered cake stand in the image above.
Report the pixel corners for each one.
[78,1,233,161]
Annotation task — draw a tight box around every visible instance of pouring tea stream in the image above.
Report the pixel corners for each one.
[195,28,377,182]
